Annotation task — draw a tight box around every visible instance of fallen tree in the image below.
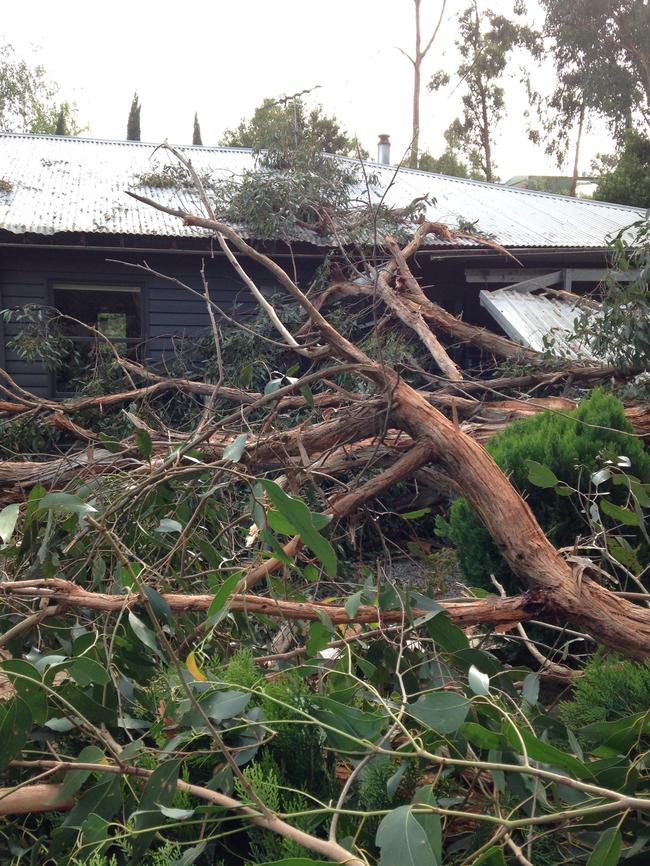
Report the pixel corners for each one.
[1,144,649,865]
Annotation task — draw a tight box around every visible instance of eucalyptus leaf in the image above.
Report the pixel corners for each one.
[130,760,180,863]
[157,804,195,820]
[525,459,559,489]
[156,518,183,533]
[128,612,163,658]
[600,498,641,526]
[0,503,19,545]
[260,479,337,576]
[586,827,622,866]
[468,665,490,696]
[36,492,97,516]
[376,805,439,866]
[54,745,106,804]
[206,572,241,627]
[223,433,248,463]
[0,697,32,772]
[407,692,469,735]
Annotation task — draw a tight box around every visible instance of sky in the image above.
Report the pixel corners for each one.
[2,0,616,179]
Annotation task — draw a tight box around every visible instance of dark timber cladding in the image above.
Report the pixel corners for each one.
[0,244,303,398]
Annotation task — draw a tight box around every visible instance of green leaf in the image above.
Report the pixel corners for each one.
[201,689,251,722]
[260,479,337,577]
[468,665,490,696]
[264,378,283,395]
[128,612,163,658]
[407,692,469,735]
[157,804,195,820]
[207,572,241,627]
[580,712,649,753]
[130,760,180,864]
[345,590,364,619]
[0,503,19,545]
[80,812,110,854]
[460,722,507,750]
[61,774,121,829]
[599,498,641,526]
[300,384,315,408]
[223,433,248,463]
[412,786,441,864]
[91,554,107,585]
[376,805,439,866]
[143,586,174,633]
[525,459,559,489]
[505,724,591,779]
[522,672,540,706]
[239,362,253,388]
[182,690,251,727]
[36,492,97,516]
[174,843,208,865]
[472,848,506,866]
[156,518,183,533]
[586,827,622,866]
[54,745,106,804]
[426,613,469,652]
[0,697,32,771]
[307,621,332,656]
[311,696,386,751]
[400,508,431,520]
[134,428,153,459]
[0,660,46,724]
[267,509,298,536]
[66,656,112,687]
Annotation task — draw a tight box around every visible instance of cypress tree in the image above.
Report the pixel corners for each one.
[54,107,68,136]
[126,92,141,141]
[192,112,202,145]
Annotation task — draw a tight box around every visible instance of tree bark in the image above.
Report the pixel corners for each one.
[0,784,74,815]
[0,577,547,628]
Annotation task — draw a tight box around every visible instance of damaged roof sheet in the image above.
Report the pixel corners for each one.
[0,133,645,248]
[480,285,599,360]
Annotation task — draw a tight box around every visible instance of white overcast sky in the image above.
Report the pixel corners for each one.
[2,0,615,179]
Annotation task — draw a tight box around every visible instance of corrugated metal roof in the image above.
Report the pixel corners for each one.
[479,285,598,359]
[0,133,645,249]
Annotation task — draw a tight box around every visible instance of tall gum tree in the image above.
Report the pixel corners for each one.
[398,0,447,169]
[432,0,538,182]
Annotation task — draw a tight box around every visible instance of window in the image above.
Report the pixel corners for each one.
[51,283,142,394]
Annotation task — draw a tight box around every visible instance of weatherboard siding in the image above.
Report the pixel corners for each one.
[0,248,265,397]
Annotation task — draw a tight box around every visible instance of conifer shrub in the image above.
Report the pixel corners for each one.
[439,389,650,593]
[559,653,650,731]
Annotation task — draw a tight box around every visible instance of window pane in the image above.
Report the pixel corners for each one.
[51,284,142,394]
[53,285,141,339]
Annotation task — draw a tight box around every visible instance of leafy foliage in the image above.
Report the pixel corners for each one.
[539,0,650,135]
[569,217,650,372]
[430,1,538,182]
[219,96,360,157]
[0,42,83,134]
[560,652,650,729]
[417,147,471,178]
[594,130,650,208]
[441,389,650,592]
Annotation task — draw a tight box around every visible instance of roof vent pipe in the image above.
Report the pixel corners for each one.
[377,134,391,165]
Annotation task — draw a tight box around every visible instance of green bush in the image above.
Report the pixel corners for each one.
[440,389,650,592]
[560,653,650,730]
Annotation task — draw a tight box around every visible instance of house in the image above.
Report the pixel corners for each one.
[0,133,645,398]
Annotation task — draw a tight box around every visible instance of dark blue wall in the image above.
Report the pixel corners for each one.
[0,245,308,397]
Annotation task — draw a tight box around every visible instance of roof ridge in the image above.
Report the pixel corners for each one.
[0,132,254,155]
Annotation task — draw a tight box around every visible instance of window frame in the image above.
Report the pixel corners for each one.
[47,278,147,398]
